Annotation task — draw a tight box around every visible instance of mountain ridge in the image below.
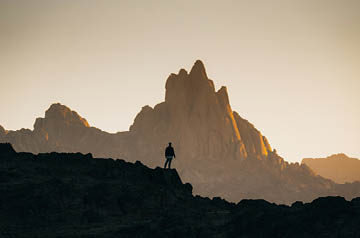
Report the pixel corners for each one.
[302,154,360,184]
[1,60,360,204]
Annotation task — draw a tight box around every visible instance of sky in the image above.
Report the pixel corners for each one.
[0,0,359,162]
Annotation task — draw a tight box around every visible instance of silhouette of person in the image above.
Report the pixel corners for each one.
[164,142,176,169]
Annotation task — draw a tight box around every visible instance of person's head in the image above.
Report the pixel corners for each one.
[168,142,172,147]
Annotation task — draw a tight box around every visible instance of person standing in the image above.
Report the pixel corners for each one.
[164,142,176,169]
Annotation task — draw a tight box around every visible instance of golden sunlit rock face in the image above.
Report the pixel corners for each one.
[302,154,360,184]
[0,60,359,204]
[160,60,270,161]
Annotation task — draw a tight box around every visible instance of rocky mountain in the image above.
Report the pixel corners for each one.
[1,143,359,238]
[1,60,360,204]
[302,154,360,184]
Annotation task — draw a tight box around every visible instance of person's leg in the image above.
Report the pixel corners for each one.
[164,158,168,169]
[168,158,172,169]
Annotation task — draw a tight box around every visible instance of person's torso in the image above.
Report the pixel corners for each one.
[165,146,174,156]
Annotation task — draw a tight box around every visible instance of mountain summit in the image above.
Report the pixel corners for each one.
[302,154,360,184]
[1,60,359,204]
[43,103,89,127]
[161,60,270,161]
[34,103,89,134]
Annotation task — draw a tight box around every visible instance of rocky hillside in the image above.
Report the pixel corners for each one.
[1,60,360,204]
[302,154,360,184]
[0,143,360,238]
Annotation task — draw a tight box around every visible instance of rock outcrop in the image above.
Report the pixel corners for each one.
[0,144,359,238]
[0,143,16,156]
[302,154,360,184]
[1,60,360,204]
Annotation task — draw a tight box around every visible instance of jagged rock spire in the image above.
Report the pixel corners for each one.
[165,60,215,105]
[189,60,208,80]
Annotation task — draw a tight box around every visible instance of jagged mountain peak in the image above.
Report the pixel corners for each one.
[189,59,208,79]
[45,103,71,116]
[165,60,216,105]
[216,86,231,108]
[178,68,188,76]
[38,103,90,128]
[140,60,272,162]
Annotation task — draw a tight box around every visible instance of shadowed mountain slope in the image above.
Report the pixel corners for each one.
[0,144,360,238]
[1,60,360,204]
[302,154,360,184]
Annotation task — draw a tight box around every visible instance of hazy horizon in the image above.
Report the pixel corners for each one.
[1,0,359,162]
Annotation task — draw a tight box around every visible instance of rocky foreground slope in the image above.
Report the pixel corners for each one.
[1,60,360,204]
[0,143,360,238]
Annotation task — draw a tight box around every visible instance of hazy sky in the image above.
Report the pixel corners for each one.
[1,0,359,162]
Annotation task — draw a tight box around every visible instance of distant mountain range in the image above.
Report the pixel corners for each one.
[1,60,359,204]
[302,154,360,184]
